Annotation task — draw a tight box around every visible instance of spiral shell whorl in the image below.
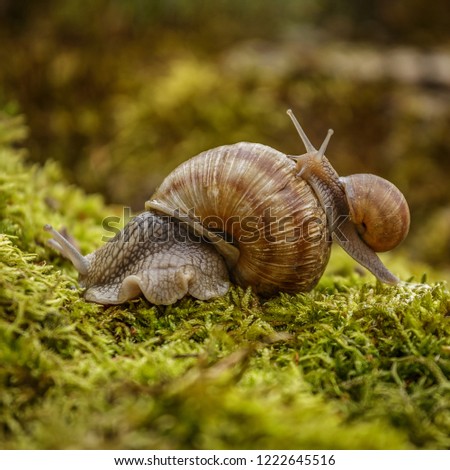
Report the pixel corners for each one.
[149,143,331,295]
[340,173,410,253]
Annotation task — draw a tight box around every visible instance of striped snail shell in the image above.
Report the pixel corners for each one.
[146,141,331,296]
[44,110,410,305]
[340,173,410,252]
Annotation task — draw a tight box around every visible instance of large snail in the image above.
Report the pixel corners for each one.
[44,110,410,305]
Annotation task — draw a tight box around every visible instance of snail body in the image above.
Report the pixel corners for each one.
[44,212,229,305]
[44,111,410,305]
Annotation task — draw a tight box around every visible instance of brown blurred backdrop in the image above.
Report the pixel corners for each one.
[0,0,449,271]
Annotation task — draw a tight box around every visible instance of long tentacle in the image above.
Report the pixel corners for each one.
[43,224,89,275]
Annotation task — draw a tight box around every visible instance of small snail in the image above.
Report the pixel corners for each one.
[44,110,410,305]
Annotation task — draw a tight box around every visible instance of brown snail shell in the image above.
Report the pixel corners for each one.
[340,174,410,253]
[147,143,331,296]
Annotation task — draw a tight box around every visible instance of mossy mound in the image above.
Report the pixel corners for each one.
[1,113,449,449]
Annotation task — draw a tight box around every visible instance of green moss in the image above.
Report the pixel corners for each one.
[1,113,449,449]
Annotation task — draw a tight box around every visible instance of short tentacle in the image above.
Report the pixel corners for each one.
[317,129,334,158]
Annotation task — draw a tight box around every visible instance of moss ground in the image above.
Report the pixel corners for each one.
[1,113,449,449]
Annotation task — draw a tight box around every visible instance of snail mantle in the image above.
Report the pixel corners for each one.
[44,110,410,305]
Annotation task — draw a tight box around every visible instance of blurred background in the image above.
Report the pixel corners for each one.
[0,0,449,273]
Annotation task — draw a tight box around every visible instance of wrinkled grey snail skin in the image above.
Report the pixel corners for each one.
[44,212,229,305]
[44,110,410,305]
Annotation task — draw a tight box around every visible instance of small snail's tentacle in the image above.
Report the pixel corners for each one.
[317,129,334,159]
[287,109,334,161]
[333,217,399,284]
[287,109,316,153]
[146,200,240,267]
[43,224,89,275]
[287,110,343,229]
